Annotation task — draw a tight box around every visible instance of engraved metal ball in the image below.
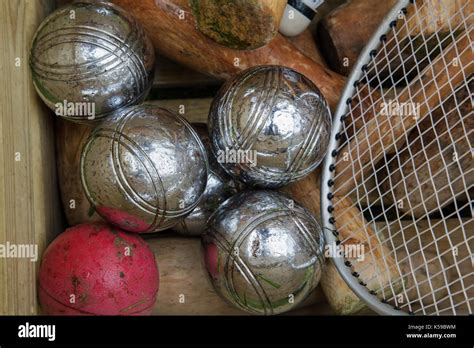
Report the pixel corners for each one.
[29,1,155,123]
[80,104,208,233]
[202,190,325,315]
[208,65,332,188]
[172,123,240,236]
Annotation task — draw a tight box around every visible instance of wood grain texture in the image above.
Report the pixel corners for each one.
[322,195,399,315]
[403,0,473,35]
[315,217,472,315]
[380,218,473,315]
[56,2,328,89]
[288,29,327,67]
[152,29,327,89]
[110,0,346,111]
[318,0,396,75]
[0,0,64,315]
[148,237,326,315]
[368,0,473,86]
[155,98,212,123]
[153,54,220,89]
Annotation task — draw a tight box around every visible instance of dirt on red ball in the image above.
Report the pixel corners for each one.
[38,222,159,315]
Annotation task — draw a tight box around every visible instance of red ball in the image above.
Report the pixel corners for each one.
[38,222,159,315]
[204,242,220,280]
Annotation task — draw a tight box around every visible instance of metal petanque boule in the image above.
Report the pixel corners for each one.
[29,1,155,123]
[202,190,325,315]
[80,103,209,233]
[208,65,331,188]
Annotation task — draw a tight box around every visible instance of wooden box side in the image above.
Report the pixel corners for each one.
[0,0,64,315]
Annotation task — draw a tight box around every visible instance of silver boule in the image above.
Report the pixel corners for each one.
[208,65,332,188]
[172,123,240,236]
[30,1,155,123]
[80,103,208,233]
[202,190,325,315]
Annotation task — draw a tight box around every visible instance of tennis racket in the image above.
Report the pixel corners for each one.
[321,0,473,315]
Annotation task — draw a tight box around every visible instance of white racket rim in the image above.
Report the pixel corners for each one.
[321,0,413,316]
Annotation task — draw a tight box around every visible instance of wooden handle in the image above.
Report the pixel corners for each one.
[335,32,474,196]
[189,0,286,50]
[318,0,396,75]
[110,0,345,111]
[318,0,472,76]
[288,29,327,67]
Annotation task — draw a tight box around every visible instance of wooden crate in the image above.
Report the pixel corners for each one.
[6,0,468,317]
[0,0,336,315]
[0,0,64,315]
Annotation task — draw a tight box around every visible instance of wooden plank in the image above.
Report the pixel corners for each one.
[155,98,212,123]
[146,237,243,315]
[153,55,220,89]
[0,0,64,315]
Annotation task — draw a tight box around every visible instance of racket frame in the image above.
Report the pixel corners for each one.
[321,0,411,316]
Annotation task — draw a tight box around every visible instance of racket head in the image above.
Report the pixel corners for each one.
[321,0,473,315]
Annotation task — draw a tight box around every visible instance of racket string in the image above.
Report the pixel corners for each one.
[338,5,470,129]
[385,7,466,313]
[334,33,471,180]
[332,53,472,202]
[327,0,473,314]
